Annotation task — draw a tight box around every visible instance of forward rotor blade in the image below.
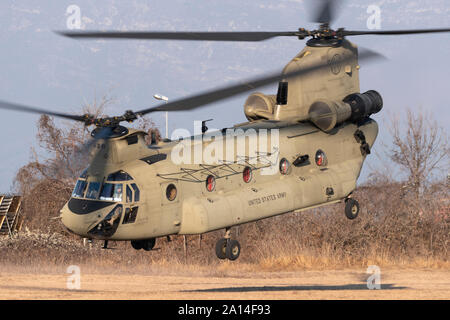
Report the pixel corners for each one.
[57,31,300,42]
[342,28,450,36]
[136,48,384,116]
[0,100,87,122]
[71,127,112,173]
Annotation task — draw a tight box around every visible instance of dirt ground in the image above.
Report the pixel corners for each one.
[0,268,448,299]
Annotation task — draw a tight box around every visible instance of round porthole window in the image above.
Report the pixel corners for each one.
[206,175,216,192]
[315,149,328,166]
[166,184,177,201]
[279,158,290,175]
[243,166,252,183]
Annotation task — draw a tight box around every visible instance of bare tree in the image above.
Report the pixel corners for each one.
[12,97,103,229]
[388,108,449,199]
[14,96,110,193]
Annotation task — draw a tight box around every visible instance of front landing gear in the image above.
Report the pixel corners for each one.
[131,238,156,251]
[345,198,360,220]
[215,228,241,261]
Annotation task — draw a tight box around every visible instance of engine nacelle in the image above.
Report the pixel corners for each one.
[244,93,276,121]
[344,90,383,122]
[308,90,383,132]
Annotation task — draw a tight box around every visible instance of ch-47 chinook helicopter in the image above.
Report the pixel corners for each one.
[1,1,449,260]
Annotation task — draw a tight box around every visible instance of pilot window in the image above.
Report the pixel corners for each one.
[126,185,132,203]
[72,180,87,198]
[131,184,140,202]
[86,182,101,199]
[71,170,139,204]
[113,184,123,202]
[100,183,123,202]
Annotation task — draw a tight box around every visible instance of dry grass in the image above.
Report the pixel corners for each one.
[1,182,448,275]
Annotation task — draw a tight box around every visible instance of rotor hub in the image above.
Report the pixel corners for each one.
[91,125,129,139]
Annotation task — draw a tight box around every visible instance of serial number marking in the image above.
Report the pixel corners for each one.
[248,192,286,206]
[222,304,271,316]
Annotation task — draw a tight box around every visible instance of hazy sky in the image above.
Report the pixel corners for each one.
[0,0,449,192]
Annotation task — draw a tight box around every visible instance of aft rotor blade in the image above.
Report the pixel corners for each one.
[0,100,87,122]
[136,48,384,115]
[312,0,337,24]
[342,28,450,36]
[57,31,301,42]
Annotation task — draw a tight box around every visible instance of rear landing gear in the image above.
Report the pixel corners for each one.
[215,228,241,260]
[345,198,360,220]
[226,239,241,261]
[215,238,228,259]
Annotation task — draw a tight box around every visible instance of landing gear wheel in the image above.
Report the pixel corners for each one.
[225,239,241,261]
[345,198,360,220]
[131,240,142,250]
[215,238,228,260]
[142,238,156,251]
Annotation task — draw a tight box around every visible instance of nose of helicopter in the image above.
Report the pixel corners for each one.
[60,198,123,239]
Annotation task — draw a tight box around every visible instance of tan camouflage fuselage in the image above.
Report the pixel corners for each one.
[60,39,380,241]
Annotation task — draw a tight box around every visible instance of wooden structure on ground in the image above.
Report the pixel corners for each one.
[0,195,23,237]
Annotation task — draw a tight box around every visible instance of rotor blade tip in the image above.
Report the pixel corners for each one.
[359,47,388,62]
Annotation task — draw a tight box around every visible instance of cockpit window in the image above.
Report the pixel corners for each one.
[100,183,123,202]
[126,185,132,203]
[72,180,87,198]
[86,182,101,199]
[99,183,114,201]
[71,170,136,203]
[113,184,123,202]
[131,183,140,202]
[107,170,133,182]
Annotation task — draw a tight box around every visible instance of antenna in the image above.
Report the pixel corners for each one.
[202,119,213,134]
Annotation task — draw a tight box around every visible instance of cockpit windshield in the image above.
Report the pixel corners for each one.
[72,180,87,198]
[86,182,101,199]
[100,183,123,202]
[71,170,139,203]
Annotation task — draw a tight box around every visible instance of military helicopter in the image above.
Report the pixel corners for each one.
[1,1,449,260]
